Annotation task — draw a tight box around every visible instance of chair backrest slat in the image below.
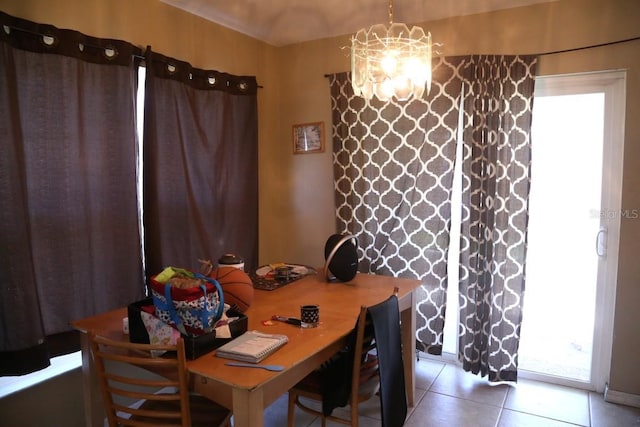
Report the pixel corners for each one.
[89,333,192,427]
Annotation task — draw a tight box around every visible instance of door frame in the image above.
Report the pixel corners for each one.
[519,70,626,392]
[423,70,626,393]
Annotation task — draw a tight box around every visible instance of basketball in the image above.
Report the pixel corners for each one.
[209,266,254,312]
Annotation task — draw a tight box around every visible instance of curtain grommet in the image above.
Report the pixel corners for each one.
[42,34,56,47]
[103,46,118,60]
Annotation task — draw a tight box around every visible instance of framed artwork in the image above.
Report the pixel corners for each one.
[292,122,324,154]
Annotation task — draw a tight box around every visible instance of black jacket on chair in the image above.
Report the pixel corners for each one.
[369,295,407,427]
[319,294,407,427]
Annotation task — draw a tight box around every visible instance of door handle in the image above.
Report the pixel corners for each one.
[596,227,607,257]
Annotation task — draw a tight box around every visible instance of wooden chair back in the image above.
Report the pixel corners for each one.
[89,332,230,427]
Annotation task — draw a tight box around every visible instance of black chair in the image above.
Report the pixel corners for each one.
[287,287,407,427]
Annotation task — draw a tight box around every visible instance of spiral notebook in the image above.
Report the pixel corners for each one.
[215,330,289,363]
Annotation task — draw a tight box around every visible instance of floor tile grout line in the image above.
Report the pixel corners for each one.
[493,382,512,427]
[428,359,596,426]
[426,389,507,409]
[500,382,512,408]
[418,358,447,393]
[405,359,447,424]
[494,406,504,427]
[502,407,590,427]
[272,366,639,427]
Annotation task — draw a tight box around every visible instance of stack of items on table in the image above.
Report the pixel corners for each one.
[128,260,254,359]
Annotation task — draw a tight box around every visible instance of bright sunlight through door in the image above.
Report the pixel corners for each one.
[518,91,605,383]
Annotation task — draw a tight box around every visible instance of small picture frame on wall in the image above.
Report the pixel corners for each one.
[293,122,324,154]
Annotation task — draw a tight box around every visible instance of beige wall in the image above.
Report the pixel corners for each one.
[1,0,638,398]
[0,367,85,426]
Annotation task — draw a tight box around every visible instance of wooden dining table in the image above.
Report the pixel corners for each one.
[72,271,421,427]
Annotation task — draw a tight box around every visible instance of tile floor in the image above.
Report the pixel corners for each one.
[258,357,640,427]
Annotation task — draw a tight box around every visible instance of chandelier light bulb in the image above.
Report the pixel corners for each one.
[381,50,398,75]
[392,75,412,101]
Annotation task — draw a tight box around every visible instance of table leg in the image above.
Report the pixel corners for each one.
[79,332,105,426]
[400,291,416,407]
[231,387,264,427]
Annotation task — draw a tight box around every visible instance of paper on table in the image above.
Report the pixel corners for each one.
[216,330,288,363]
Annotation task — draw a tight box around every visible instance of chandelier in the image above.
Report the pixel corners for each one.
[350,0,432,102]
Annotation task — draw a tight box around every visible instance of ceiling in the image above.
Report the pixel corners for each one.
[160,0,556,47]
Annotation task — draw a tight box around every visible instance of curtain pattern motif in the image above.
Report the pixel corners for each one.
[143,49,259,279]
[0,12,143,374]
[328,57,465,354]
[458,55,537,382]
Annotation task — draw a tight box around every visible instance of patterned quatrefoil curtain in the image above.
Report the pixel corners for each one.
[328,55,537,380]
[458,55,537,382]
[327,56,466,355]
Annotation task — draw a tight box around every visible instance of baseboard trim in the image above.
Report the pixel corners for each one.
[604,384,640,408]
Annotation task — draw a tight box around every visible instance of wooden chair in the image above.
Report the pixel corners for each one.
[89,332,231,427]
[287,287,406,427]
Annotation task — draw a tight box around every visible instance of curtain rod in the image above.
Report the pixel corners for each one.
[3,23,144,56]
[538,35,640,56]
[3,23,263,88]
[323,34,640,78]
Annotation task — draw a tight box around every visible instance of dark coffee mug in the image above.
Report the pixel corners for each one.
[300,305,319,328]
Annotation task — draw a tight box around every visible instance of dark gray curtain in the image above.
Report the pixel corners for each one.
[142,49,259,279]
[327,56,465,355]
[458,55,537,382]
[0,12,143,375]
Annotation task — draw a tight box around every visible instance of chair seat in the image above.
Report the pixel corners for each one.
[133,394,231,426]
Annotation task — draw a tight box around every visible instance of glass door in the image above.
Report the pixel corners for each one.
[518,71,625,391]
